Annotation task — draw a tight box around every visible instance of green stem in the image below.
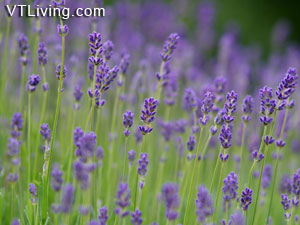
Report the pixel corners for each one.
[113,215,118,225]
[239,122,247,194]
[90,65,97,131]
[209,145,222,193]
[183,127,203,225]
[66,111,76,183]
[27,93,32,182]
[19,64,26,112]
[42,19,66,221]
[33,66,48,180]
[133,137,145,210]
[247,126,267,188]
[212,154,226,223]
[251,145,270,225]
[266,105,289,224]
[198,133,212,184]
[155,61,165,100]
[122,137,129,181]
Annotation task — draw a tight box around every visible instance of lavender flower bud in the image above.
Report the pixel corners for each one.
[276,68,298,100]
[26,75,40,92]
[187,135,196,151]
[57,24,69,36]
[37,42,47,65]
[29,183,37,203]
[56,64,67,80]
[131,209,142,225]
[219,124,232,149]
[98,206,108,225]
[281,193,291,210]
[160,33,180,62]
[240,187,252,211]
[40,123,51,141]
[242,95,254,122]
[128,150,136,166]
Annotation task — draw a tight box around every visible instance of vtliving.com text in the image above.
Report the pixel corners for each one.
[5,4,105,20]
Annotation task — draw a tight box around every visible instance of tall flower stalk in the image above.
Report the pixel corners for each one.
[42,19,68,221]
[266,68,298,224]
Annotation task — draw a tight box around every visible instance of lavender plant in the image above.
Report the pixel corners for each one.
[1,2,300,225]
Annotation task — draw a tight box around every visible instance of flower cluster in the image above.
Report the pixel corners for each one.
[195,186,214,222]
[161,183,180,221]
[115,182,131,218]
[138,153,149,189]
[18,34,30,65]
[123,111,134,137]
[222,172,238,209]
[240,187,252,211]
[26,75,40,92]
[259,86,276,125]
[242,95,254,122]
[139,97,158,135]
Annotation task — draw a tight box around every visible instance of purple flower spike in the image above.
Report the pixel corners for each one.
[60,184,75,213]
[73,85,83,102]
[138,153,149,177]
[75,132,97,161]
[38,42,47,66]
[123,111,134,137]
[240,187,252,211]
[103,40,114,61]
[259,86,276,125]
[115,182,131,218]
[160,33,180,62]
[29,183,37,203]
[74,160,90,190]
[292,169,300,196]
[128,150,136,166]
[40,123,51,141]
[26,75,40,92]
[187,135,196,152]
[224,90,238,115]
[18,33,30,65]
[276,68,298,100]
[281,193,291,211]
[11,113,23,131]
[161,183,180,221]
[89,32,102,57]
[222,172,238,209]
[98,206,108,225]
[56,64,67,80]
[119,53,130,75]
[219,124,232,149]
[131,209,142,225]
[242,95,254,122]
[196,186,214,222]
